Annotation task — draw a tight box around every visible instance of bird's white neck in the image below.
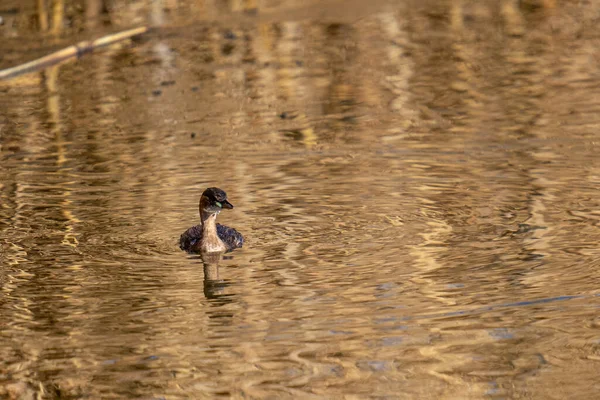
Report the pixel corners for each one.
[201,213,226,253]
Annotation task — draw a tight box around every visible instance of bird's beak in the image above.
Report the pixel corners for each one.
[221,200,234,209]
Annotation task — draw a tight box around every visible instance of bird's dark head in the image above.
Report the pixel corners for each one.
[199,187,234,219]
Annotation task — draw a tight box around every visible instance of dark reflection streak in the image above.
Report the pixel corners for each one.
[322,23,359,138]
[276,21,317,148]
[449,1,487,127]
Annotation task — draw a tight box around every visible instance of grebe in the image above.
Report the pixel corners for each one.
[179,187,244,253]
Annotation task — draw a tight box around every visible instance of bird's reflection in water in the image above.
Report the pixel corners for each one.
[200,252,234,310]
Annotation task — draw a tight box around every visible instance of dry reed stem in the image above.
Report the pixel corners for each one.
[0,26,149,81]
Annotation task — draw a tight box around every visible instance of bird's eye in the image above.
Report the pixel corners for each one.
[215,201,222,208]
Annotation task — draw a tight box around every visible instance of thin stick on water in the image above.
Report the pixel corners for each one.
[0,26,149,81]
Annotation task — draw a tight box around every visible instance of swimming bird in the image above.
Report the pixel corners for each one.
[179,187,244,253]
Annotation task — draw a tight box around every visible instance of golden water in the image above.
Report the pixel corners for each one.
[1,0,600,398]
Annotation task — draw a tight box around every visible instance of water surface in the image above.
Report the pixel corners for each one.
[2,0,600,398]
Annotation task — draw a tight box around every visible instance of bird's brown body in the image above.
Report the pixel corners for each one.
[179,188,244,253]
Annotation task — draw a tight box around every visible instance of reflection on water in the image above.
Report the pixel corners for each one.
[2,0,600,398]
